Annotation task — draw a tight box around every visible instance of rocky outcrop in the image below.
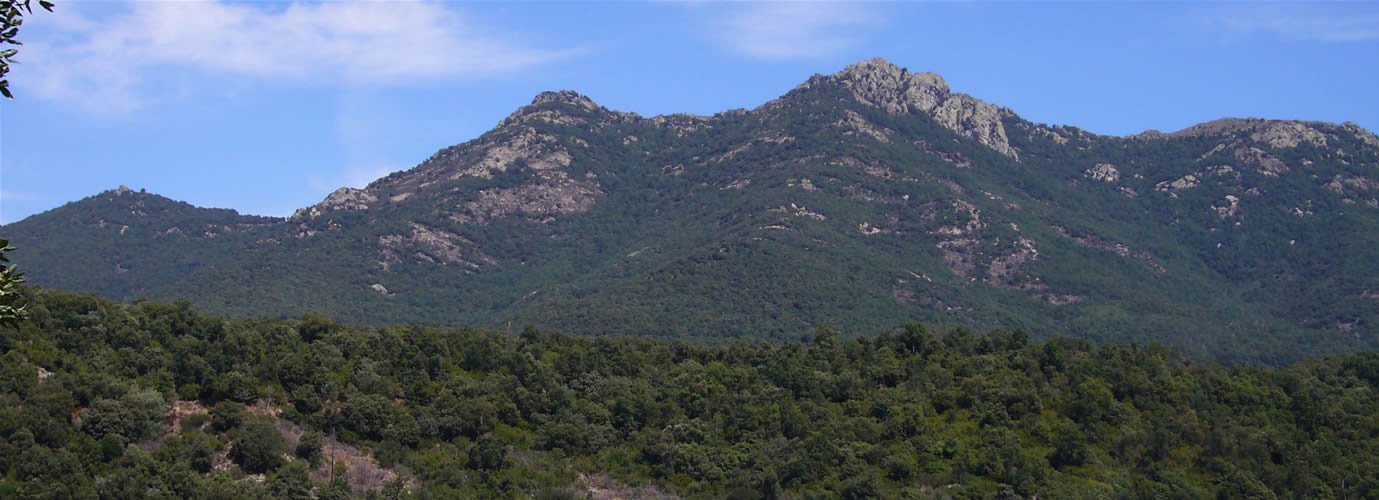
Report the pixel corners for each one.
[931,95,1018,160]
[1085,163,1120,183]
[372,121,578,202]
[1145,118,1376,155]
[649,114,714,136]
[1234,147,1289,177]
[810,58,1019,160]
[1214,195,1241,219]
[985,237,1040,288]
[378,223,494,271]
[1250,121,1328,149]
[1324,174,1379,207]
[500,90,603,127]
[294,187,377,220]
[835,110,892,143]
[1162,118,1283,139]
[1156,174,1200,192]
[914,140,972,168]
[931,200,1041,289]
[453,171,603,225]
[1324,174,1379,195]
[1206,165,1238,177]
[1161,118,1329,147]
[709,134,795,163]
[385,92,598,193]
[1054,225,1166,274]
[324,187,374,210]
[790,178,818,192]
[1027,124,1091,145]
[721,178,751,190]
[1344,122,1379,148]
[830,155,898,179]
[768,203,827,221]
[457,127,573,180]
[528,90,599,111]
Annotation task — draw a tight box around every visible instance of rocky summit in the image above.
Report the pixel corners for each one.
[6,58,1379,364]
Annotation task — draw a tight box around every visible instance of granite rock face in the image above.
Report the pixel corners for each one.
[1085,163,1120,183]
[815,58,1019,160]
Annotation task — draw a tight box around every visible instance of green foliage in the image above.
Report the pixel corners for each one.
[80,387,165,443]
[467,436,507,471]
[229,418,286,474]
[2,289,1378,497]
[267,461,314,499]
[296,430,324,465]
[0,238,24,325]
[6,77,1379,366]
[0,0,55,99]
[210,401,246,432]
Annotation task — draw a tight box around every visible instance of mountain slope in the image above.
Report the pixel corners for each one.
[6,58,1379,364]
[8,288,1379,498]
[2,186,280,300]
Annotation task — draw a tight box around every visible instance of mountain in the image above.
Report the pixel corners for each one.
[6,58,1379,364]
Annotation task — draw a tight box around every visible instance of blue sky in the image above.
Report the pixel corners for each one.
[2,1,1378,224]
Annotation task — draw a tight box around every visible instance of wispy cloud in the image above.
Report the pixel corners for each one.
[1211,4,1379,42]
[711,2,880,60]
[20,1,581,114]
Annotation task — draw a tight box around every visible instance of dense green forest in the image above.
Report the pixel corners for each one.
[3,287,1378,498]
[8,60,1379,366]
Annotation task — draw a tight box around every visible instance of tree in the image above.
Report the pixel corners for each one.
[211,401,247,432]
[316,479,352,500]
[0,238,25,325]
[295,430,324,466]
[467,436,507,471]
[81,388,166,442]
[229,419,287,474]
[266,461,313,500]
[1049,427,1089,470]
[297,312,339,343]
[1,0,55,99]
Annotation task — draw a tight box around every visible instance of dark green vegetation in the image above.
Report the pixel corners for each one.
[0,238,25,324]
[6,59,1379,364]
[4,288,1379,498]
[0,0,56,99]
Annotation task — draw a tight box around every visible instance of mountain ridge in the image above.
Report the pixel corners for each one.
[6,57,1379,364]
[43,57,1376,222]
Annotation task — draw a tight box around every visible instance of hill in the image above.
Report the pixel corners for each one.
[2,289,1378,497]
[6,58,1379,364]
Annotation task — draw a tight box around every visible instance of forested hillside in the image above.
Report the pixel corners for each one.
[3,288,1377,498]
[6,59,1379,364]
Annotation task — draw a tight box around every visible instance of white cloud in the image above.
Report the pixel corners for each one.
[713,2,879,60]
[20,1,581,113]
[1213,4,1379,42]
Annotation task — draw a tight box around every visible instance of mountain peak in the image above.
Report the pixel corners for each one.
[529,90,599,111]
[810,58,1017,159]
[834,57,950,95]
[499,90,606,128]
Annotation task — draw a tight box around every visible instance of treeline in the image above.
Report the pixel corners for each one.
[2,288,1378,498]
